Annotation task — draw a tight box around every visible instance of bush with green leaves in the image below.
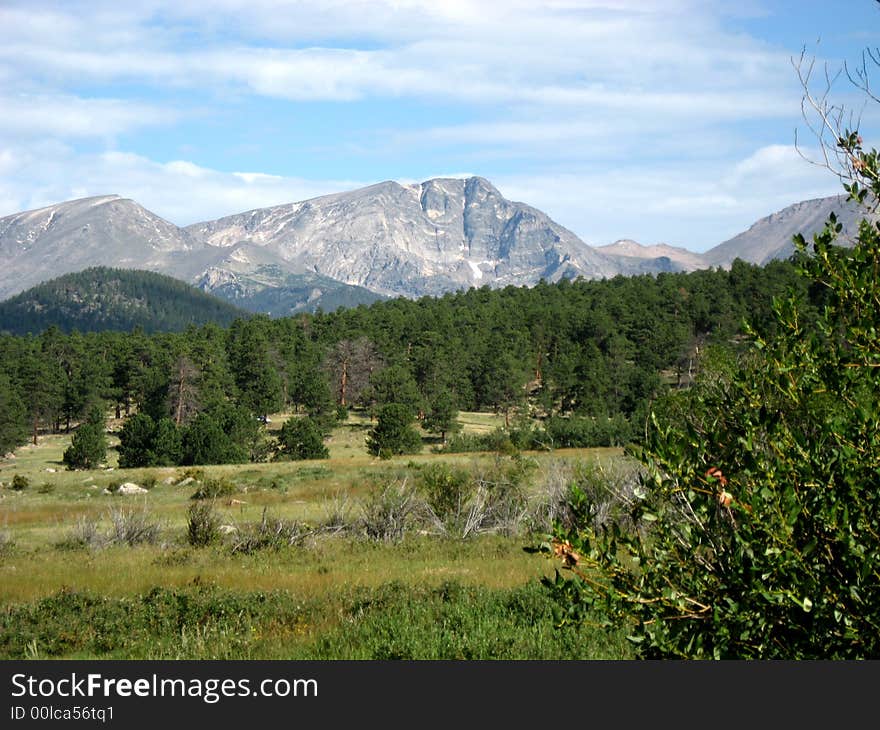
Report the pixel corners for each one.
[418,462,474,522]
[439,428,517,455]
[542,414,634,449]
[11,474,29,491]
[539,128,880,659]
[190,478,237,501]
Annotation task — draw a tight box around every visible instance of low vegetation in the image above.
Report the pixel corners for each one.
[0,413,632,659]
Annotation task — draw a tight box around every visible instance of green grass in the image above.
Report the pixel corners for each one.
[0,581,633,660]
[0,411,631,659]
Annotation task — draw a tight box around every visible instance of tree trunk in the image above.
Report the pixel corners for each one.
[339,360,348,407]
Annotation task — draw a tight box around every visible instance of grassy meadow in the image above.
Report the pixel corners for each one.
[0,412,635,660]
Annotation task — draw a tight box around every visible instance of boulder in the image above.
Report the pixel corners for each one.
[117,482,148,495]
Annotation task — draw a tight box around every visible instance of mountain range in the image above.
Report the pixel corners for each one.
[0,176,864,315]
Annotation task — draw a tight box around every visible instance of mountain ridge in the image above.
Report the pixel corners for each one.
[0,180,864,314]
[184,175,621,297]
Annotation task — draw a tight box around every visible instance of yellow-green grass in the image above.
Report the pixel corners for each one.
[0,416,635,659]
[0,415,624,615]
[0,534,553,606]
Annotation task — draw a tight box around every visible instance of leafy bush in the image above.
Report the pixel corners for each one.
[439,428,516,454]
[542,414,634,449]
[11,474,28,491]
[190,478,236,501]
[539,129,880,658]
[418,462,474,522]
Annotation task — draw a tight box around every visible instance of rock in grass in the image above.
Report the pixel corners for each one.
[117,483,148,495]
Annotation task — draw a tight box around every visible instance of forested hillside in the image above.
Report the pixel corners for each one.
[0,267,248,336]
[0,259,813,459]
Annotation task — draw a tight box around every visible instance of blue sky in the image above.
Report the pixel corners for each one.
[2,0,880,252]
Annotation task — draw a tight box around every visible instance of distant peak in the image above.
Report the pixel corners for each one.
[63,194,123,207]
[465,175,499,192]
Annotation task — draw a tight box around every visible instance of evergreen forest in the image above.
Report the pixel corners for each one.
[0,258,814,463]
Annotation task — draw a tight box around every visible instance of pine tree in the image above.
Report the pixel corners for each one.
[366,403,423,457]
[62,405,107,470]
[0,373,28,455]
[422,389,460,444]
[275,416,329,460]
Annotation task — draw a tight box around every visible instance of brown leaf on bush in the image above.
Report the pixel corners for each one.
[552,538,580,567]
[705,466,728,487]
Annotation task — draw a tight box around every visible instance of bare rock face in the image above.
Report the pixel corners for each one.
[185,176,621,298]
[701,195,868,268]
[3,178,860,311]
[0,195,204,300]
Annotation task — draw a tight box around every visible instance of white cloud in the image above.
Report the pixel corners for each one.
[0,94,175,139]
[0,0,796,113]
[0,0,863,252]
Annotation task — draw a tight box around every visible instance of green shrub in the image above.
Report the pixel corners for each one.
[539,130,880,658]
[190,478,236,501]
[440,428,516,454]
[418,462,474,522]
[542,414,634,448]
[11,474,28,491]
